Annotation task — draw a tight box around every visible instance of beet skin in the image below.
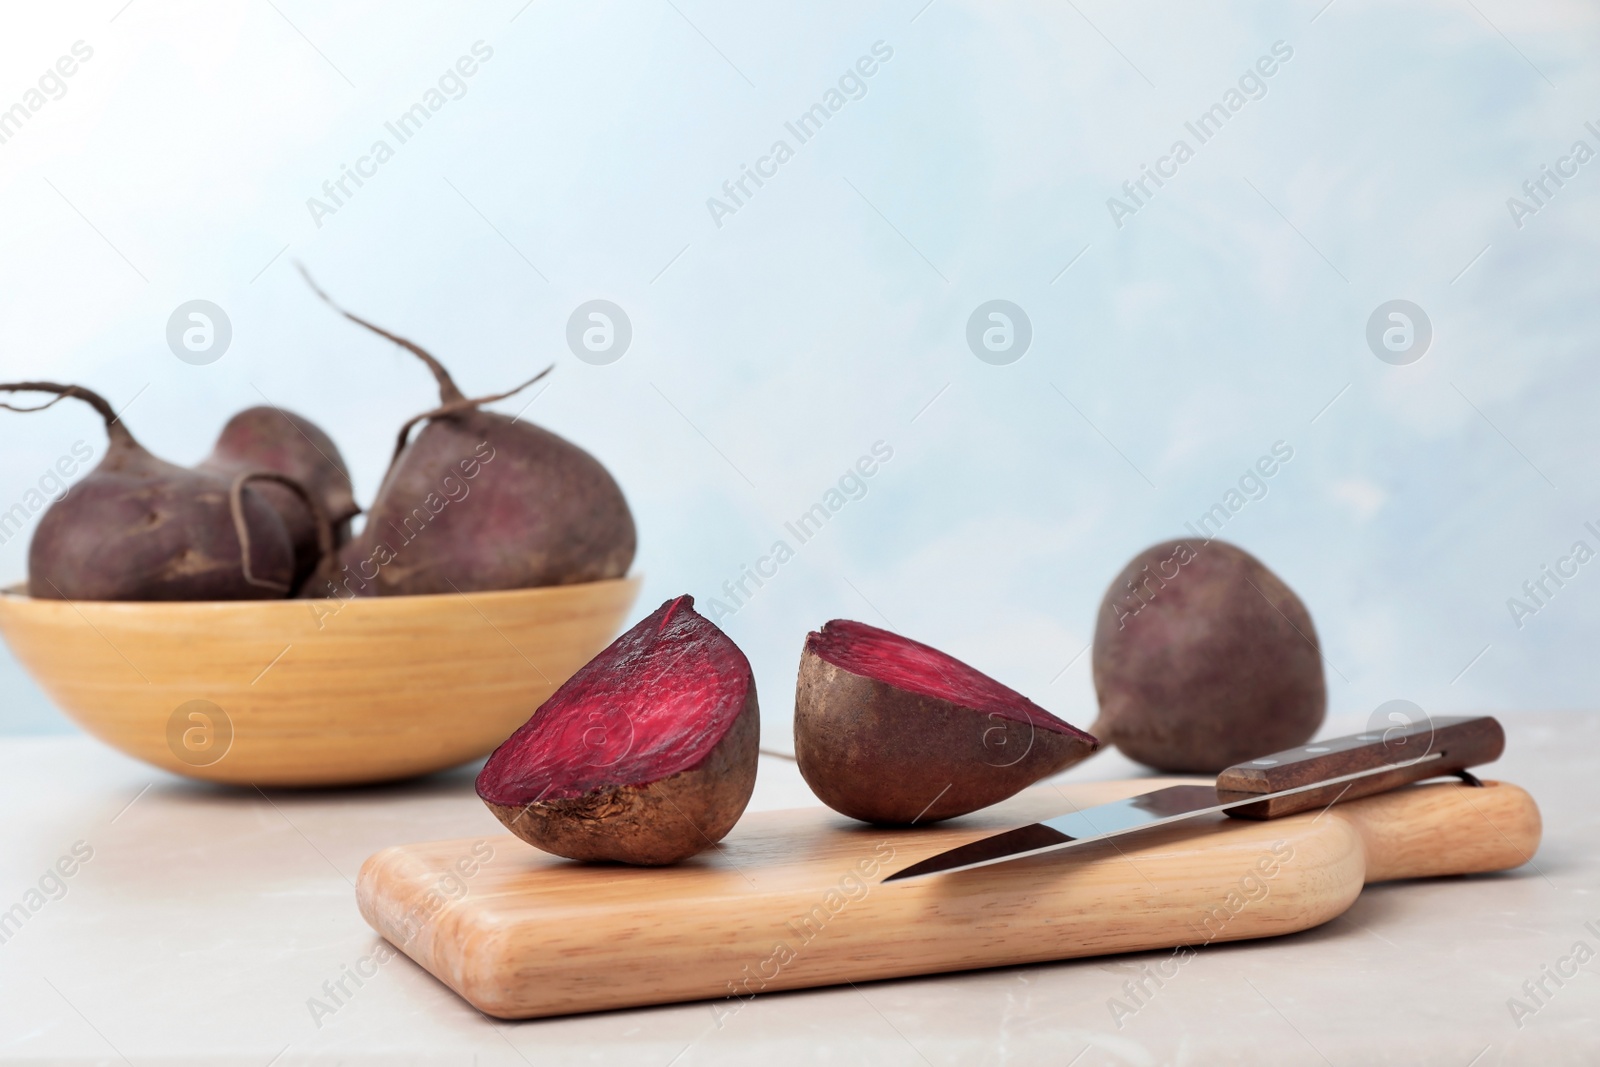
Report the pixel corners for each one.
[2,382,296,601]
[199,405,359,593]
[303,271,635,597]
[794,620,1099,825]
[1091,538,1326,772]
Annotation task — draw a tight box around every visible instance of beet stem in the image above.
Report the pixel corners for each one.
[386,366,554,467]
[297,264,465,404]
[0,381,137,449]
[247,397,364,518]
[227,473,294,595]
[233,471,339,595]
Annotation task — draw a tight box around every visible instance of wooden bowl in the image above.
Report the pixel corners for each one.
[0,578,641,786]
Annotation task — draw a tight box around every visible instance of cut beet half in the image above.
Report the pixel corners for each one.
[794,619,1099,825]
[477,595,759,865]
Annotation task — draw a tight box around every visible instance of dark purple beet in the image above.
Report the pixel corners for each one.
[1092,539,1326,772]
[302,271,636,597]
[1,383,295,601]
[198,406,359,593]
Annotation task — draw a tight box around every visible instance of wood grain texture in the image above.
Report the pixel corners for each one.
[0,578,639,786]
[356,776,1541,1019]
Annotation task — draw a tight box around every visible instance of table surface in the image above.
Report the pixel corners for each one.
[1,711,1595,1066]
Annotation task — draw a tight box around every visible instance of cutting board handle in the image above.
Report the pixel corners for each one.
[1216,715,1504,819]
[1332,778,1541,883]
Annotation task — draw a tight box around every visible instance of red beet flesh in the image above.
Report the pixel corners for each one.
[795,620,1099,824]
[477,595,759,865]
[807,620,1055,727]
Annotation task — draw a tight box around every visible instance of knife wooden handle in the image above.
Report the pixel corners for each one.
[1215,714,1505,819]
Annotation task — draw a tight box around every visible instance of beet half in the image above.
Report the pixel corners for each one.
[794,620,1099,825]
[198,406,358,593]
[303,271,636,597]
[1091,538,1326,773]
[1,383,295,601]
[477,595,759,865]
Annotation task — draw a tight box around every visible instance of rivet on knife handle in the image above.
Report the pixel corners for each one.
[1215,715,1505,820]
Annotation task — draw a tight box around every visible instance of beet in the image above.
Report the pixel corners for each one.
[302,270,636,597]
[477,595,758,865]
[1091,538,1326,772]
[0,382,295,601]
[198,406,358,593]
[794,620,1099,825]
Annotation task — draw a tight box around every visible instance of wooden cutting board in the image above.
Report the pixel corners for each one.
[356,776,1540,1020]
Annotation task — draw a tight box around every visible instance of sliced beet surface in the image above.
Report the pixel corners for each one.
[795,619,1099,825]
[806,619,1073,729]
[477,595,759,865]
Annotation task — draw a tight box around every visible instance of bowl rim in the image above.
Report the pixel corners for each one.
[0,574,642,615]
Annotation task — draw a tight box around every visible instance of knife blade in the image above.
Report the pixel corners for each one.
[882,714,1504,883]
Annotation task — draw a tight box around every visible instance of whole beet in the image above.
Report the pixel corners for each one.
[303,272,636,597]
[1091,538,1325,773]
[1,383,295,601]
[198,406,359,592]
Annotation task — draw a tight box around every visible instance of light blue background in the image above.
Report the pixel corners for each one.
[0,1,1594,739]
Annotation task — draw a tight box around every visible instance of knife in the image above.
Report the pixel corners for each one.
[883,714,1504,882]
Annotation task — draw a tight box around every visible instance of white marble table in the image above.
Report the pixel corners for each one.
[2,712,1595,1066]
